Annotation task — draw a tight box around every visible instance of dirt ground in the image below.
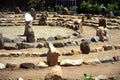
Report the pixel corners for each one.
[0,19,120,79]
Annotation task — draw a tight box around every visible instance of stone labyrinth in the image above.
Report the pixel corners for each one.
[0,12,120,80]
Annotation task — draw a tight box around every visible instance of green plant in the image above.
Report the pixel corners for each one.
[55,5,64,12]
[80,74,95,80]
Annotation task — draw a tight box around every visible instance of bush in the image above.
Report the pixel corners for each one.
[81,74,95,80]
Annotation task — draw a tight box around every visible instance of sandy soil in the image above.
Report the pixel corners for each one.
[0,18,120,79]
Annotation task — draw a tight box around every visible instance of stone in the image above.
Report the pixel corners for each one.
[0,63,5,69]
[17,77,24,80]
[16,42,35,49]
[50,65,62,77]
[47,37,55,41]
[45,74,62,80]
[91,36,100,42]
[99,18,106,28]
[12,37,25,43]
[20,63,35,69]
[30,8,36,20]
[71,49,82,55]
[36,43,44,48]
[81,38,91,44]
[40,52,48,57]
[80,41,90,54]
[0,77,12,80]
[3,37,12,42]
[65,41,78,46]
[60,59,83,66]
[47,43,61,66]
[39,13,47,25]
[113,56,120,61]
[37,37,46,42]
[62,51,73,56]
[96,47,104,52]
[108,75,119,80]
[24,23,35,43]
[86,14,92,19]
[61,7,69,15]
[15,7,22,14]
[53,42,64,48]
[6,63,18,69]
[99,56,114,63]
[37,61,48,68]
[4,43,18,50]
[72,32,80,37]
[83,58,101,64]
[54,35,63,40]
[114,45,120,49]
[103,45,114,51]
[0,33,4,49]
[95,75,108,80]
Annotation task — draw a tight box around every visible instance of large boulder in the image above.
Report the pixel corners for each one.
[47,43,61,66]
[20,63,35,69]
[0,33,4,49]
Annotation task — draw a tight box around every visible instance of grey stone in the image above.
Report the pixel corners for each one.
[3,37,11,42]
[0,77,12,80]
[16,42,35,49]
[20,63,35,69]
[12,37,25,43]
[65,41,78,46]
[47,37,55,41]
[39,13,47,25]
[54,35,63,40]
[4,43,18,50]
[53,42,64,48]
[37,37,46,42]
[36,43,44,48]
[100,56,114,63]
[0,33,4,49]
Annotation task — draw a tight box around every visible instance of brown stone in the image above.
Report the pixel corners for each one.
[47,43,61,66]
[99,18,106,28]
[0,33,4,49]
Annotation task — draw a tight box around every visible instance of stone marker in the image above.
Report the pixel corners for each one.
[47,43,61,66]
[39,13,47,25]
[61,7,69,15]
[0,33,4,49]
[30,8,36,20]
[80,41,90,54]
[99,18,106,28]
[15,7,22,14]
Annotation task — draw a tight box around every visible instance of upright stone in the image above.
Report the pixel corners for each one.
[80,40,90,54]
[30,8,36,20]
[0,33,4,49]
[61,7,69,15]
[47,43,61,66]
[99,18,106,28]
[39,13,47,25]
[15,7,22,14]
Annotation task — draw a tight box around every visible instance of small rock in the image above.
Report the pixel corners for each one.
[60,59,83,66]
[95,75,108,80]
[6,63,18,69]
[4,43,18,50]
[53,42,64,48]
[20,63,35,69]
[0,63,5,69]
[37,61,48,68]
[54,35,63,40]
[103,45,114,51]
[37,37,46,42]
[47,37,55,41]
[36,43,44,48]
[3,37,11,42]
[99,56,114,63]
[71,49,82,55]
[83,58,101,64]
[12,37,25,43]
[17,77,24,80]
